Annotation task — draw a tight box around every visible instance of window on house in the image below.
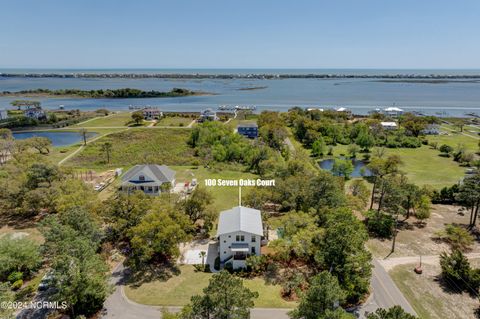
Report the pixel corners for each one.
[139,175,145,181]
[251,236,256,243]
[223,240,226,243]
[223,251,226,254]
[251,247,256,254]
[241,235,245,241]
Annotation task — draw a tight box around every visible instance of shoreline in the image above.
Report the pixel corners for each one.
[3,73,480,80]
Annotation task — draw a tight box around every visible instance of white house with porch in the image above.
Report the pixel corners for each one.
[217,206,263,270]
[120,164,175,195]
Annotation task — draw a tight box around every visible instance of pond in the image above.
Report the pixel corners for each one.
[319,158,373,177]
[13,131,97,147]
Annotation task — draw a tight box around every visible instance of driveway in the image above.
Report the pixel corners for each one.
[101,263,290,319]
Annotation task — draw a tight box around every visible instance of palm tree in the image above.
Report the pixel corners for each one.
[199,251,207,268]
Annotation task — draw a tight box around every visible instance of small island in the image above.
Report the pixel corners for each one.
[0,87,211,98]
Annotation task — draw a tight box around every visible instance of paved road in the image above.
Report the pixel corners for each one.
[359,260,417,318]
[101,263,290,319]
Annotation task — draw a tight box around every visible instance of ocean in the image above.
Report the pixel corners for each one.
[1,69,480,117]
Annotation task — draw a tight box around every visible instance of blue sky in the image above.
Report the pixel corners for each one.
[1,0,479,69]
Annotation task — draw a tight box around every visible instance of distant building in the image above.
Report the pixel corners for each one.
[381,121,398,130]
[0,110,8,120]
[335,107,352,117]
[383,107,404,117]
[120,164,175,195]
[142,108,163,120]
[217,206,264,270]
[237,123,258,138]
[421,124,440,135]
[198,108,218,122]
[24,107,46,120]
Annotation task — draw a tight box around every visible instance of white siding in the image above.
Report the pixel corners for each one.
[219,231,261,263]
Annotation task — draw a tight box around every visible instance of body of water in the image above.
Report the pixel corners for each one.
[319,158,372,177]
[13,131,97,147]
[1,69,480,117]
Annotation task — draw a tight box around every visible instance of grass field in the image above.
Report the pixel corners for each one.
[74,112,148,127]
[172,166,258,213]
[156,116,194,127]
[65,128,196,169]
[124,265,297,308]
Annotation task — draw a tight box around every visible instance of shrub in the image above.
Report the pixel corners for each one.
[435,224,474,251]
[365,210,394,238]
[7,271,23,283]
[11,279,23,290]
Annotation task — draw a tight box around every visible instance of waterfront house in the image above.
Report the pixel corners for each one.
[217,206,263,270]
[421,123,440,135]
[120,164,175,195]
[381,121,398,130]
[335,107,352,118]
[0,109,8,120]
[237,123,258,138]
[24,107,46,120]
[198,108,218,122]
[383,107,404,117]
[142,107,163,120]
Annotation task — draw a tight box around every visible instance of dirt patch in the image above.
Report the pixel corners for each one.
[367,204,480,259]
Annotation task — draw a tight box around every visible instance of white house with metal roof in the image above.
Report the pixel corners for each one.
[120,164,175,195]
[217,206,263,270]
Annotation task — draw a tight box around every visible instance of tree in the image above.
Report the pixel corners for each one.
[456,172,480,227]
[355,130,375,151]
[440,249,472,291]
[39,207,109,317]
[366,155,402,210]
[131,111,144,125]
[367,306,418,319]
[103,191,151,241]
[0,236,41,280]
[290,271,347,319]
[183,271,258,319]
[347,144,360,158]
[27,136,52,154]
[349,179,370,208]
[129,205,193,264]
[316,209,372,303]
[332,159,354,179]
[181,187,215,232]
[79,128,88,146]
[312,138,326,157]
[26,162,59,189]
[101,142,113,163]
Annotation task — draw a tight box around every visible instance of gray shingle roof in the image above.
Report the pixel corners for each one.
[121,164,175,184]
[216,206,263,237]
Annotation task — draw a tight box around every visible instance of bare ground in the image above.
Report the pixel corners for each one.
[367,204,480,259]
[389,261,480,319]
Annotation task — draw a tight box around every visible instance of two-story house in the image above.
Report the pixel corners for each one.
[217,206,263,270]
[120,164,175,195]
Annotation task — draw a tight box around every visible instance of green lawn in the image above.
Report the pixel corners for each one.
[383,146,465,188]
[74,111,147,127]
[124,265,296,308]
[172,166,258,212]
[65,128,196,169]
[157,116,194,127]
